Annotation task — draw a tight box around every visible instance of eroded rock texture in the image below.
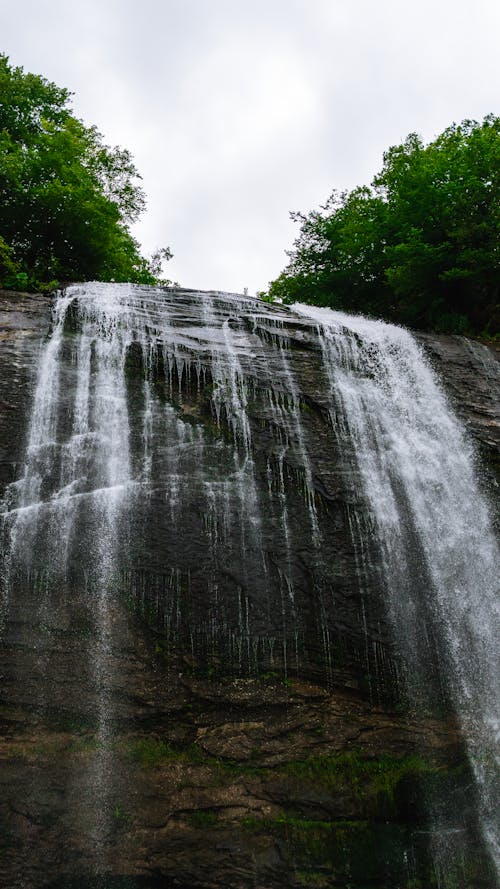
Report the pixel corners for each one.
[0,287,498,889]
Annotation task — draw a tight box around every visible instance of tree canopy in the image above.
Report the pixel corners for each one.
[268,117,499,335]
[0,54,170,290]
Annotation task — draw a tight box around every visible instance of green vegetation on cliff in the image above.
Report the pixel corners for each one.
[268,116,499,335]
[0,54,171,290]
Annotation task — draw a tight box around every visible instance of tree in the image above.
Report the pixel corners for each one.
[0,54,171,289]
[268,116,499,334]
[374,117,500,331]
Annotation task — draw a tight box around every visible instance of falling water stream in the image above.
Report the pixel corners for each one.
[294,303,500,875]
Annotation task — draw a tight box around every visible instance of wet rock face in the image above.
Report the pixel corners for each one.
[0,292,53,497]
[0,657,488,889]
[2,288,498,695]
[2,286,401,697]
[0,287,498,889]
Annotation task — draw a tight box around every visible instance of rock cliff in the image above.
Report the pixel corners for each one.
[0,287,498,889]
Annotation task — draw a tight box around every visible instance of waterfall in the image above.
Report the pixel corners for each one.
[293,303,500,874]
[1,282,497,885]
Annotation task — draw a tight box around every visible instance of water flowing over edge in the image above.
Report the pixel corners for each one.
[0,283,497,884]
[293,302,500,875]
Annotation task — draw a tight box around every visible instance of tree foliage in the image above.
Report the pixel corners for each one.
[269,117,499,334]
[0,54,171,290]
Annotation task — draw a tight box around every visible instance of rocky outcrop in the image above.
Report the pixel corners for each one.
[0,621,476,889]
[0,288,498,889]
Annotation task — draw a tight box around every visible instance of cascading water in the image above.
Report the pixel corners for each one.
[1,282,327,685]
[1,285,139,863]
[294,303,500,876]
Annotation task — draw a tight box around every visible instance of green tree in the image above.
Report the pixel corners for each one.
[268,116,499,334]
[374,118,499,331]
[0,54,171,289]
[270,188,392,316]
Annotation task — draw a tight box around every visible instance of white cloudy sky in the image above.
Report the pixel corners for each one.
[2,0,499,293]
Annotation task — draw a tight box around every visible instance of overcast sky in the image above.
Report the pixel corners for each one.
[2,0,499,293]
